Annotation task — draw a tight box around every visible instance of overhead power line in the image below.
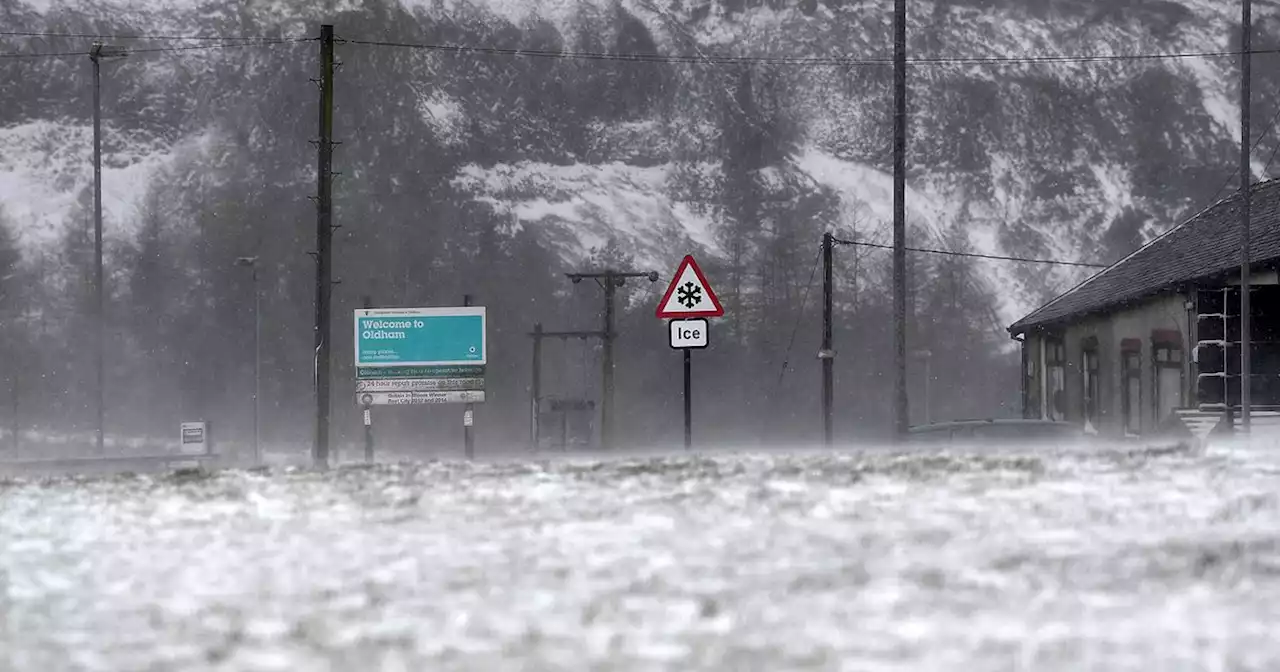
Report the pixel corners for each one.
[127,39,312,54]
[774,245,823,393]
[831,237,1107,268]
[7,29,1278,66]
[340,37,1280,66]
[0,30,312,42]
[0,50,91,58]
[0,38,312,59]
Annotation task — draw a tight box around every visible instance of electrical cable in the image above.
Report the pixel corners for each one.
[774,244,823,392]
[0,38,312,59]
[339,37,1280,67]
[831,237,1107,268]
[1197,103,1280,211]
[0,30,312,41]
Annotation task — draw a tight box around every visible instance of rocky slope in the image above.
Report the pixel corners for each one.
[0,0,1272,326]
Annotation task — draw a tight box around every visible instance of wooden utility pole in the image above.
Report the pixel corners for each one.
[530,322,543,450]
[1240,0,1253,433]
[92,46,104,454]
[821,232,834,446]
[89,43,125,453]
[892,0,910,439]
[234,255,262,465]
[563,269,657,450]
[603,276,616,448]
[10,370,18,452]
[313,24,336,468]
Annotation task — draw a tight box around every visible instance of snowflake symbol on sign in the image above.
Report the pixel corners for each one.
[677,282,702,309]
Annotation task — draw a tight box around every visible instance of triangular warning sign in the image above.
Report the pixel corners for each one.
[656,255,724,318]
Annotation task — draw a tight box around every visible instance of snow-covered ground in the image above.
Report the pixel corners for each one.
[3,440,1280,669]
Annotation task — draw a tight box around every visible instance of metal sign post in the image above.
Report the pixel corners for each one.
[684,348,692,448]
[362,403,374,463]
[669,318,709,450]
[463,295,476,460]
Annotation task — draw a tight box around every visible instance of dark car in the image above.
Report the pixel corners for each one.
[907,418,1086,445]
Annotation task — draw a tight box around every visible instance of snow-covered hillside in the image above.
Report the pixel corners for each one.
[0,0,1271,327]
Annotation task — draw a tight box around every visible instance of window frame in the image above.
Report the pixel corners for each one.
[1152,329,1184,420]
[1022,339,1041,419]
[1045,336,1067,421]
[1081,336,1100,428]
[1121,338,1142,435]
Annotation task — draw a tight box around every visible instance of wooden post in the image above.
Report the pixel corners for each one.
[362,294,375,463]
[313,24,336,468]
[531,322,542,451]
[463,294,476,460]
[822,232,834,446]
[892,0,910,439]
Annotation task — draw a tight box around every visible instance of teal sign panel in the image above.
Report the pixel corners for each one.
[354,307,486,367]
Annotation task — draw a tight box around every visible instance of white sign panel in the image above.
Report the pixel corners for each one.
[669,318,709,349]
[357,390,486,406]
[179,421,208,455]
[355,378,485,393]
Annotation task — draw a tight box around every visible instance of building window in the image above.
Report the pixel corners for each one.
[1046,337,1066,420]
[1153,330,1184,422]
[1121,339,1141,435]
[1082,337,1100,429]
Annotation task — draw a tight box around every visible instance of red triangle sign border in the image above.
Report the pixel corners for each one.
[655,254,725,319]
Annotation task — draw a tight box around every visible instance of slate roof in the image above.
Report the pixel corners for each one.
[1009,179,1280,334]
